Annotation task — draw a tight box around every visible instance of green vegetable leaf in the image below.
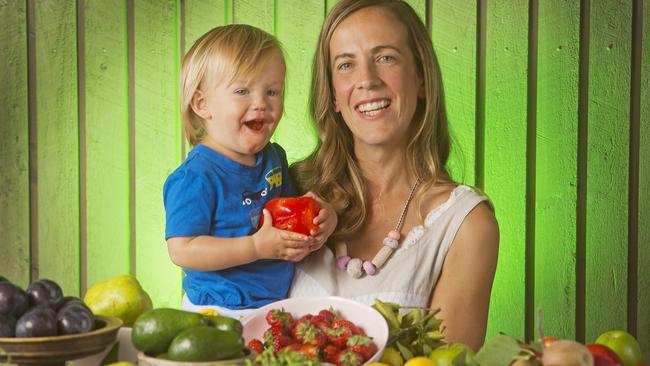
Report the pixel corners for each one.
[474,334,520,366]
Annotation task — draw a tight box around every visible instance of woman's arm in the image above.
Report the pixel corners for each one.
[429,201,499,351]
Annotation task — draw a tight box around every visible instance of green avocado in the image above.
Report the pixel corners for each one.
[206,314,244,335]
[131,308,210,356]
[167,326,244,362]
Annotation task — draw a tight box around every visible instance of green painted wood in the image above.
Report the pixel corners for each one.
[184,0,228,51]
[404,0,425,24]
[0,0,30,288]
[35,1,80,296]
[232,0,273,33]
[584,1,631,343]
[636,2,649,361]
[326,0,338,13]
[84,0,130,288]
[431,1,477,185]
[134,0,182,308]
[274,0,322,163]
[483,0,528,340]
[534,0,580,340]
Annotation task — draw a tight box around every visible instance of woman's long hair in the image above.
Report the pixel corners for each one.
[291,0,452,243]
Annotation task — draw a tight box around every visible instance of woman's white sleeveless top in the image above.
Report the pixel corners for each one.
[288,185,489,307]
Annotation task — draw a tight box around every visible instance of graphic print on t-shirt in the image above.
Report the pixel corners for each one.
[245,165,283,229]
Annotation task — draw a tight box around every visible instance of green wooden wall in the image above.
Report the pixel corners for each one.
[1,0,648,359]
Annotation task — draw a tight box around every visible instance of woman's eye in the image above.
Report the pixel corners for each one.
[234,89,248,95]
[337,62,351,71]
[377,55,395,63]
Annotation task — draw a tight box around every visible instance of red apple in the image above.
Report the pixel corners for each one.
[587,344,624,366]
[594,331,642,366]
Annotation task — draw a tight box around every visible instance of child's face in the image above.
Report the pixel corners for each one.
[197,50,285,166]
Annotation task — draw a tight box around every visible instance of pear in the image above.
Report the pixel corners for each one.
[84,275,152,326]
[542,340,594,366]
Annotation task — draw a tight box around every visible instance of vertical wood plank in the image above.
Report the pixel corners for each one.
[184,0,228,50]
[325,0,338,13]
[274,0,322,163]
[636,0,649,360]
[232,0,273,33]
[483,0,528,340]
[534,0,580,340]
[84,0,130,288]
[134,0,182,308]
[0,0,30,288]
[585,0,631,342]
[431,1,477,185]
[35,0,80,296]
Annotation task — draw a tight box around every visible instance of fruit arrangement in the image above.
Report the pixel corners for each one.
[0,276,94,338]
[131,307,245,362]
[245,307,379,366]
[372,300,646,366]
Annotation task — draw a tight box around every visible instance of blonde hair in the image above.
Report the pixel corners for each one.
[180,24,284,146]
[291,0,452,242]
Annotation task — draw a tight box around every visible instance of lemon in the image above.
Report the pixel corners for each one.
[84,274,153,326]
[380,346,405,366]
[105,363,136,366]
[368,363,392,366]
[198,308,220,316]
[404,356,438,366]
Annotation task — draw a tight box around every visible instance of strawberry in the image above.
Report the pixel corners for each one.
[318,308,336,323]
[327,322,354,348]
[297,343,320,359]
[293,320,327,347]
[323,344,341,364]
[247,338,264,354]
[310,315,332,333]
[265,308,295,330]
[346,335,377,361]
[331,319,362,335]
[336,348,364,366]
[264,326,297,352]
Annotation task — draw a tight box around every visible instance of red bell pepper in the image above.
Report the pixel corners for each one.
[260,197,321,236]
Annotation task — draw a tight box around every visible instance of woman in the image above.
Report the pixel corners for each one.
[289,0,499,350]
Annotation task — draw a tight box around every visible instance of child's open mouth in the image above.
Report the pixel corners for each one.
[244,119,265,131]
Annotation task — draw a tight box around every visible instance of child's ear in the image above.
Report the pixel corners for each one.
[190,90,211,120]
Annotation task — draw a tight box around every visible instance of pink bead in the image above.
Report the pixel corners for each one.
[363,261,377,275]
[382,237,399,249]
[337,256,351,270]
[388,230,401,240]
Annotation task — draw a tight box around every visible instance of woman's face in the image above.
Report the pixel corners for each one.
[329,6,423,151]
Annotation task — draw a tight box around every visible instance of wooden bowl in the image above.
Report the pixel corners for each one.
[138,348,253,366]
[0,315,122,365]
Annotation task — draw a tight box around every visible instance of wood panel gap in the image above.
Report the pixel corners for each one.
[525,0,539,344]
[27,0,38,283]
[475,0,486,189]
[77,0,87,296]
[576,0,590,344]
[128,0,136,277]
[425,0,431,34]
[627,0,642,338]
[180,0,186,159]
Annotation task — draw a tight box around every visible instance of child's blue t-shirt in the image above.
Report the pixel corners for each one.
[163,143,298,309]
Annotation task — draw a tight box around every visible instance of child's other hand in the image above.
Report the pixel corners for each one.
[252,209,314,261]
[303,191,338,252]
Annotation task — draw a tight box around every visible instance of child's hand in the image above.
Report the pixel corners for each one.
[303,191,338,252]
[252,209,314,262]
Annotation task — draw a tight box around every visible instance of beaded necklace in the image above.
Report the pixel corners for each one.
[335,180,419,278]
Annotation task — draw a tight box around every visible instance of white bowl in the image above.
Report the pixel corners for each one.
[241,296,388,365]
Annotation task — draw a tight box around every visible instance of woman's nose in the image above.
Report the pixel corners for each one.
[356,62,380,89]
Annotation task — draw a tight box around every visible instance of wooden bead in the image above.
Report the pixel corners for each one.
[346,258,363,278]
[371,246,394,268]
